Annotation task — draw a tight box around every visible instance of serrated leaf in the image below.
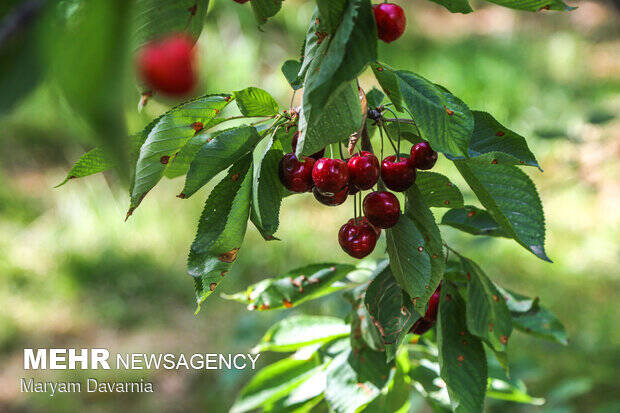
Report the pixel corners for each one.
[364,266,420,361]
[485,0,576,12]
[254,316,350,353]
[222,263,356,311]
[325,347,393,413]
[372,63,474,157]
[437,283,487,413]
[281,60,303,90]
[297,0,376,156]
[460,257,513,352]
[416,172,464,209]
[496,286,568,345]
[189,156,253,310]
[448,111,540,169]
[251,0,283,25]
[250,136,284,240]
[130,0,209,50]
[316,0,348,33]
[428,0,473,13]
[235,87,279,117]
[441,205,507,237]
[181,125,262,198]
[231,355,323,413]
[129,94,232,213]
[347,284,386,352]
[454,159,550,261]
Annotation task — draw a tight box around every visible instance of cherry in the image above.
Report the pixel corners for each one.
[348,151,380,191]
[410,141,438,170]
[381,155,416,192]
[312,158,349,196]
[373,3,406,43]
[279,153,315,193]
[363,191,400,229]
[338,218,379,259]
[137,34,197,96]
[313,186,349,206]
[291,131,325,160]
[410,284,442,335]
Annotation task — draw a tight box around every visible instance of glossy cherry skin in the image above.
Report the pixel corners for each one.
[137,34,197,96]
[363,191,400,229]
[348,151,380,190]
[410,141,438,170]
[410,284,442,335]
[338,218,379,259]
[312,158,349,196]
[291,131,325,160]
[313,186,349,206]
[373,3,406,43]
[279,153,315,193]
[381,155,416,192]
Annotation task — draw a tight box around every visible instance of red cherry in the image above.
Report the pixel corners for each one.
[338,218,379,259]
[373,3,406,43]
[410,284,442,335]
[137,34,197,96]
[410,141,438,170]
[381,155,416,192]
[348,151,380,190]
[313,186,349,206]
[363,191,400,229]
[279,153,315,193]
[312,158,349,196]
[291,131,325,160]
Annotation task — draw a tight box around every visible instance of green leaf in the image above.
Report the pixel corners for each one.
[251,0,283,25]
[437,283,487,413]
[235,87,279,117]
[416,172,464,209]
[428,0,473,13]
[316,0,348,33]
[485,0,576,12]
[251,136,285,240]
[441,205,507,237]
[181,125,262,199]
[254,315,350,353]
[448,111,540,169]
[366,87,385,109]
[325,347,393,413]
[385,184,445,315]
[372,63,474,157]
[281,60,303,90]
[130,0,209,50]
[347,284,386,352]
[231,355,323,413]
[189,156,253,311]
[222,263,356,311]
[364,266,420,361]
[496,286,568,345]
[487,378,545,405]
[453,159,550,261]
[297,0,376,156]
[129,94,232,213]
[460,257,513,352]
[365,351,412,413]
[408,359,452,412]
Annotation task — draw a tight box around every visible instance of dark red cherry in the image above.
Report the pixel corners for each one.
[373,3,406,43]
[381,155,416,192]
[291,131,325,160]
[363,191,400,229]
[410,141,438,170]
[348,151,380,191]
[338,218,379,259]
[313,186,349,206]
[278,153,315,193]
[312,158,349,196]
[410,284,442,335]
[137,34,197,96]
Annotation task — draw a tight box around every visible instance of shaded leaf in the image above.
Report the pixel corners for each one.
[454,159,550,261]
[281,60,303,90]
[251,0,283,25]
[441,205,506,237]
[189,156,253,311]
[485,0,576,12]
[487,378,545,405]
[366,87,385,109]
[235,87,279,117]
[251,136,285,240]
[428,0,473,13]
[416,172,464,208]
[316,0,348,33]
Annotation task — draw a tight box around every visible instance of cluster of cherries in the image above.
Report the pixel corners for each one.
[279,132,438,259]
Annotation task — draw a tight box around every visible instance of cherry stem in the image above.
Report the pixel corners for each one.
[380,121,399,161]
[358,192,363,219]
[383,107,402,156]
[353,193,358,225]
[382,117,423,140]
[338,141,345,160]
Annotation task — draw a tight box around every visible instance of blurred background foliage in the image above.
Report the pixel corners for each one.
[0,0,619,411]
